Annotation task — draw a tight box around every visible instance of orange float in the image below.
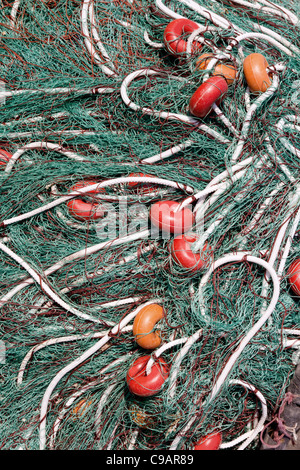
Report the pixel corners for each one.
[196,53,237,85]
[133,303,164,349]
[243,53,272,94]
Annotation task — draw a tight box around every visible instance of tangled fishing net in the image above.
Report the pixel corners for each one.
[0,0,300,451]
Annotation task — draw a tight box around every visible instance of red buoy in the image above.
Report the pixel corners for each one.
[194,432,222,450]
[132,303,164,350]
[171,233,210,272]
[189,76,228,118]
[150,200,194,234]
[0,149,13,166]
[66,180,105,221]
[163,19,202,56]
[287,259,300,296]
[126,355,169,397]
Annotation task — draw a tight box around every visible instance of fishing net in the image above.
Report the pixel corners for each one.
[0,0,300,451]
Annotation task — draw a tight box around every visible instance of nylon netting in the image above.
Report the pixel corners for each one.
[0,0,300,451]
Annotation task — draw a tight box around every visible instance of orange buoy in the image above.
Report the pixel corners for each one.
[0,149,13,166]
[133,303,164,349]
[243,53,271,94]
[194,432,222,450]
[196,53,237,85]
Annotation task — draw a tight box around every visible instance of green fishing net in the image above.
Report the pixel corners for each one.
[0,0,300,451]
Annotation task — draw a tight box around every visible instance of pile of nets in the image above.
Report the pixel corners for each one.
[0,0,300,451]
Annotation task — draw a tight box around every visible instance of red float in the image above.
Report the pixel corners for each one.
[171,233,210,272]
[163,19,202,56]
[0,149,13,166]
[126,355,169,397]
[150,200,194,234]
[287,259,300,296]
[194,432,222,450]
[189,75,228,118]
[66,180,105,221]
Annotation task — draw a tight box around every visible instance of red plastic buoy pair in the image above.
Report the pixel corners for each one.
[150,200,211,271]
[162,20,228,118]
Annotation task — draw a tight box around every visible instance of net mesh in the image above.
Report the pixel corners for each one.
[0,0,300,451]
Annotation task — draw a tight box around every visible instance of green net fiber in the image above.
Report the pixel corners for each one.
[0,0,300,451]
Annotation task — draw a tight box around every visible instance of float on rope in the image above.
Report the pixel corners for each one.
[126,355,169,397]
[194,431,222,450]
[243,53,272,94]
[150,200,194,234]
[0,149,13,165]
[287,260,300,296]
[170,233,211,272]
[127,172,158,194]
[66,180,106,221]
[163,19,202,56]
[196,53,237,86]
[132,303,164,349]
